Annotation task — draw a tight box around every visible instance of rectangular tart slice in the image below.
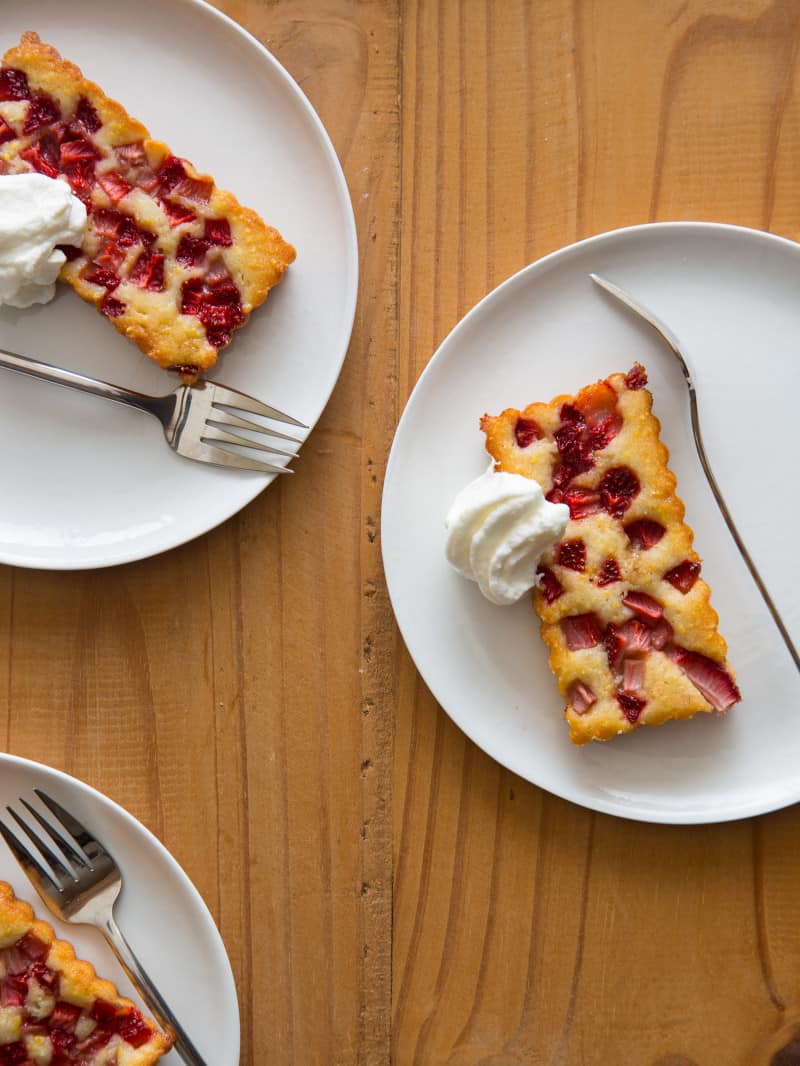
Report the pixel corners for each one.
[0,880,171,1064]
[481,364,740,744]
[0,31,295,381]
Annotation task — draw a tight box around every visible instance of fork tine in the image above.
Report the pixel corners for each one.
[202,425,297,459]
[7,808,74,887]
[19,799,89,871]
[209,407,304,445]
[209,383,307,427]
[197,443,294,474]
[0,819,58,892]
[34,790,106,864]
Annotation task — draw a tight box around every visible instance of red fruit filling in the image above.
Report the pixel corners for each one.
[22,93,61,134]
[596,558,621,587]
[537,565,563,604]
[560,485,602,520]
[205,217,232,245]
[622,590,663,622]
[622,658,645,694]
[625,519,666,550]
[115,141,147,168]
[51,1001,82,1029]
[664,559,701,594]
[557,539,586,572]
[82,265,119,291]
[94,241,125,271]
[116,1011,152,1048]
[100,293,125,317]
[91,208,138,246]
[625,363,647,390]
[0,117,15,145]
[0,1041,29,1065]
[560,613,603,650]
[0,973,28,1007]
[589,413,622,451]
[617,691,647,723]
[599,466,640,517]
[20,136,60,178]
[16,932,49,961]
[176,234,209,268]
[74,95,101,133]
[649,617,673,649]
[156,155,188,193]
[59,136,99,166]
[0,68,31,101]
[514,417,541,448]
[605,619,651,672]
[129,250,165,292]
[160,198,196,227]
[178,175,214,202]
[180,265,244,349]
[97,170,131,204]
[568,680,596,714]
[664,645,740,712]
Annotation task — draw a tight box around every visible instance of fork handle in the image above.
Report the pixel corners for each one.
[0,347,162,417]
[102,911,209,1065]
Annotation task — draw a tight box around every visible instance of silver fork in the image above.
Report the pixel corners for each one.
[591,272,799,672]
[0,346,306,474]
[0,789,207,1065]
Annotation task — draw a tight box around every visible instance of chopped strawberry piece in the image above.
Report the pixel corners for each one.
[0,117,15,145]
[513,416,541,448]
[137,226,156,247]
[625,363,648,390]
[0,1040,29,1065]
[625,519,666,550]
[82,265,120,290]
[622,657,645,693]
[23,93,61,134]
[568,680,596,714]
[552,450,594,489]
[59,137,99,166]
[604,622,625,670]
[100,293,125,317]
[649,617,673,649]
[597,558,621,587]
[622,618,652,655]
[129,250,165,292]
[204,218,232,245]
[97,170,131,203]
[94,241,125,271]
[115,140,147,168]
[62,158,96,197]
[28,961,58,991]
[20,137,60,178]
[622,590,663,621]
[536,565,563,603]
[617,691,647,722]
[176,235,209,268]
[588,413,622,451]
[559,403,585,426]
[177,175,214,202]
[554,421,582,454]
[57,243,83,262]
[557,539,586,572]
[562,485,601,520]
[0,973,28,1007]
[136,166,159,193]
[664,646,741,711]
[78,1029,114,1055]
[117,1011,152,1048]
[599,466,640,517]
[90,999,120,1026]
[16,931,49,960]
[199,302,243,331]
[73,95,101,133]
[51,1001,82,1029]
[560,613,603,650]
[0,68,31,101]
[205,325,233,349]
[664,559,701,594]
[156,154,188,193]
[161,198,197,226]
[91,208,123,237]
[181,278,204,316]
[204,257,232,286]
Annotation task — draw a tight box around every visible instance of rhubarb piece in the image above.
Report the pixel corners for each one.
[481,364,740,743]
[0,31,294,381]
[0,881,171,1063]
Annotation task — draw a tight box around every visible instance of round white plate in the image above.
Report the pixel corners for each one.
[382,222,800,825]
[0,0,357,570]
[0,753,237,1064]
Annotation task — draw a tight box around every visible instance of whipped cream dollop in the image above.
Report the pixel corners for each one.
[445,465,569,606]
[0,173,86,309]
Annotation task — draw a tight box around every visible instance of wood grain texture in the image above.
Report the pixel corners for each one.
[2,2,800,1065]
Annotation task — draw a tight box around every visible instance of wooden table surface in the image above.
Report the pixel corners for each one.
[2,1,800,1063]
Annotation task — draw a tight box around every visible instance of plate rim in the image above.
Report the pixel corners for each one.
[382,219,800,825]
[0,750,240,1062]
[0,0,359,572]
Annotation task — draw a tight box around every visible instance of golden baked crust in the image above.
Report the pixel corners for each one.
[481,364,740,744]
[0,881,172,1063]
[0,31,295,380]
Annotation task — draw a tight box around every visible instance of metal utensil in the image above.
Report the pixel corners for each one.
[0,789,207,1065]
[590,272,798,672]
[0,346,306,474]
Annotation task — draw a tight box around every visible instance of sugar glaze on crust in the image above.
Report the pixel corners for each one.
[481,364,740,744]
[0,32,295,380]
[0,881,172,1064]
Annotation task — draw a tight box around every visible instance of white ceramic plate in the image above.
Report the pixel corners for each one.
[382,222,800,825]
[0,0,357,570]
[0,754,237,1064]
